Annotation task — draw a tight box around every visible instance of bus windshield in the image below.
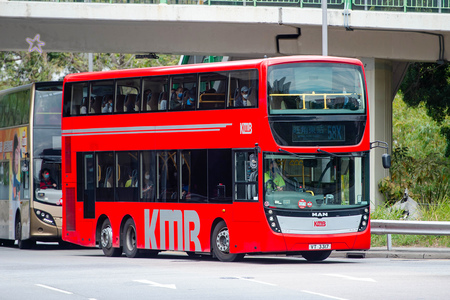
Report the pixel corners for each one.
[268,63,365,115]
[35,85,62,126]
[263,153,369,210]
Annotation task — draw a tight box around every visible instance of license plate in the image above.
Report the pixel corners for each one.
[309,244,331,250]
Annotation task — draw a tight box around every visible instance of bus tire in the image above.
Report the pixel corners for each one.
[123,218,141,258]
[0,239,15,247]
[211,221,244,262]
[100,219,122,257]
[15,219,34,249]
[300,250,332,262]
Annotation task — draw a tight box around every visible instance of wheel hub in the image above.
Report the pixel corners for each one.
[101,226,112,249]
[216,229,229,253]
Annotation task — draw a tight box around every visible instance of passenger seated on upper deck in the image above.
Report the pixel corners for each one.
[170,87,183,110]
[185,88,196,108]
[101,95,113,113]
[234,86,249,107]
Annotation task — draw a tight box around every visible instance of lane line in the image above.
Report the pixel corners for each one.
[302,290,349,300]
[235,276,277,286]
[134,279,177,290]
[324,273,377,282]
[35,284,73,295]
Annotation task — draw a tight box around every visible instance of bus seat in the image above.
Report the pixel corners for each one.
[92,96,103,114]
[116,95,125,112]
[199,93,225,109]
[158,92,168,110]
[125,94,137,112]
[147,92,157,111]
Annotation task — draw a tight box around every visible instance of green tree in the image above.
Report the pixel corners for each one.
[0,51,179,91]
[400,62,450,156]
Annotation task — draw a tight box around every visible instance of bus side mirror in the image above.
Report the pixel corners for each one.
[382,153,391,169]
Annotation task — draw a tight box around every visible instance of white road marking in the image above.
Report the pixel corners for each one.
[235,276,277,286]
[133,279,177,290]
[324,273,377,282]
[302,290,349,300]
[35,284,73,295]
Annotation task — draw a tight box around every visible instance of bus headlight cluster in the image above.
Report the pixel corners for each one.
[358,208,370,232]
[34,209,56,226]
[265,209,281,233]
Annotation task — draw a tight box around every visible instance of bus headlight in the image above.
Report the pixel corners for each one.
[34,209,56,226]
[358,209,370,232]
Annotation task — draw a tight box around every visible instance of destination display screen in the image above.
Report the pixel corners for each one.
[292,124,345,142]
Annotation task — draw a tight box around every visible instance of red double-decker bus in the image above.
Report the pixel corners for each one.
[62,55,388,261]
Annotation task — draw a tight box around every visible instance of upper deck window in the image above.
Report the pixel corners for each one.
[35,85,62,127]
[268,63,365,115]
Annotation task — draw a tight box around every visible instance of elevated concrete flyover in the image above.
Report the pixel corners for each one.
[0,0,449,61]
[1,0,449,206]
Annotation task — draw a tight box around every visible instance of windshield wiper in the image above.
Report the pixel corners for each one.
[278,147,361,158]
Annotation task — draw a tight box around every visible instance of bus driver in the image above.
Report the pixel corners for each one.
[264,161,285,191]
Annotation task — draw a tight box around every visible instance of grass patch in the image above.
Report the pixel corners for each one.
[371,200,450,248]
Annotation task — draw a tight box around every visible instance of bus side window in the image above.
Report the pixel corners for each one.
[157,151,178,203]
[228,70,258,108]
[67,82,88,116]
[96,152,114,202]
[234,151,258,201]
[116,151,138,202]
[141,151,156,202]
[208,149,232,203]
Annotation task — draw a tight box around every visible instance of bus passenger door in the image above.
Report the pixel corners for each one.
[78,153,95,219]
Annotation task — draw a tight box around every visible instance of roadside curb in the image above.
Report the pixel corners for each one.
[331,247,450,259]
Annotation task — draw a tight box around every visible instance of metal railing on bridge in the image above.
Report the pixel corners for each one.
[10,0,450,13]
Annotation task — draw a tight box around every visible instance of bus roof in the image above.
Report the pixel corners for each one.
[63,55,363,83]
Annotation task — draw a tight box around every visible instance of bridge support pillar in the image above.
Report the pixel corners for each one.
[361,58,392,209]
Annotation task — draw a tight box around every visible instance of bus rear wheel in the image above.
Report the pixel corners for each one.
[212,221,244,262]
[301,250,332,262]
[123,219,141,258]
[100,219,122,257]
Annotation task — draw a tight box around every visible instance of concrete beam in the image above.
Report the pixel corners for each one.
[0,2,449,62]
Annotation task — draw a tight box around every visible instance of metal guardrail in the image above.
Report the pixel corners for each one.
[371,219,450,250]
[9,0,450,13]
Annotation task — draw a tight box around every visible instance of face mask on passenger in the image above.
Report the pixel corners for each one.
[178,93,183,98]
[145,175,150,180]
[243,94,249,100]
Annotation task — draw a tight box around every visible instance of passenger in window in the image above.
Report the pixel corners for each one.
[101,96,113,113]
[142,171,154,201]
[170,87,183,110]
[125,170,138,187]
[79,97,87,114]
[185,88,196,108]
[40,168,57,189]
[235,86,249,107]
[264,161,285,191]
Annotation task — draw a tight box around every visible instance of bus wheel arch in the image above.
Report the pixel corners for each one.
[98,217,122,257]
[121,216,141,258]
[211,219,244,262]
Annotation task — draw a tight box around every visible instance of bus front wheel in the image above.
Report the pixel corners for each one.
[211,221,244,262]
[100,219,122,257]
[300,250,332,262]
[123,218,141,258]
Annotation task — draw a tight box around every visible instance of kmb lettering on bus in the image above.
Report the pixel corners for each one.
[144,209,201,251]
[240,123,252,134]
